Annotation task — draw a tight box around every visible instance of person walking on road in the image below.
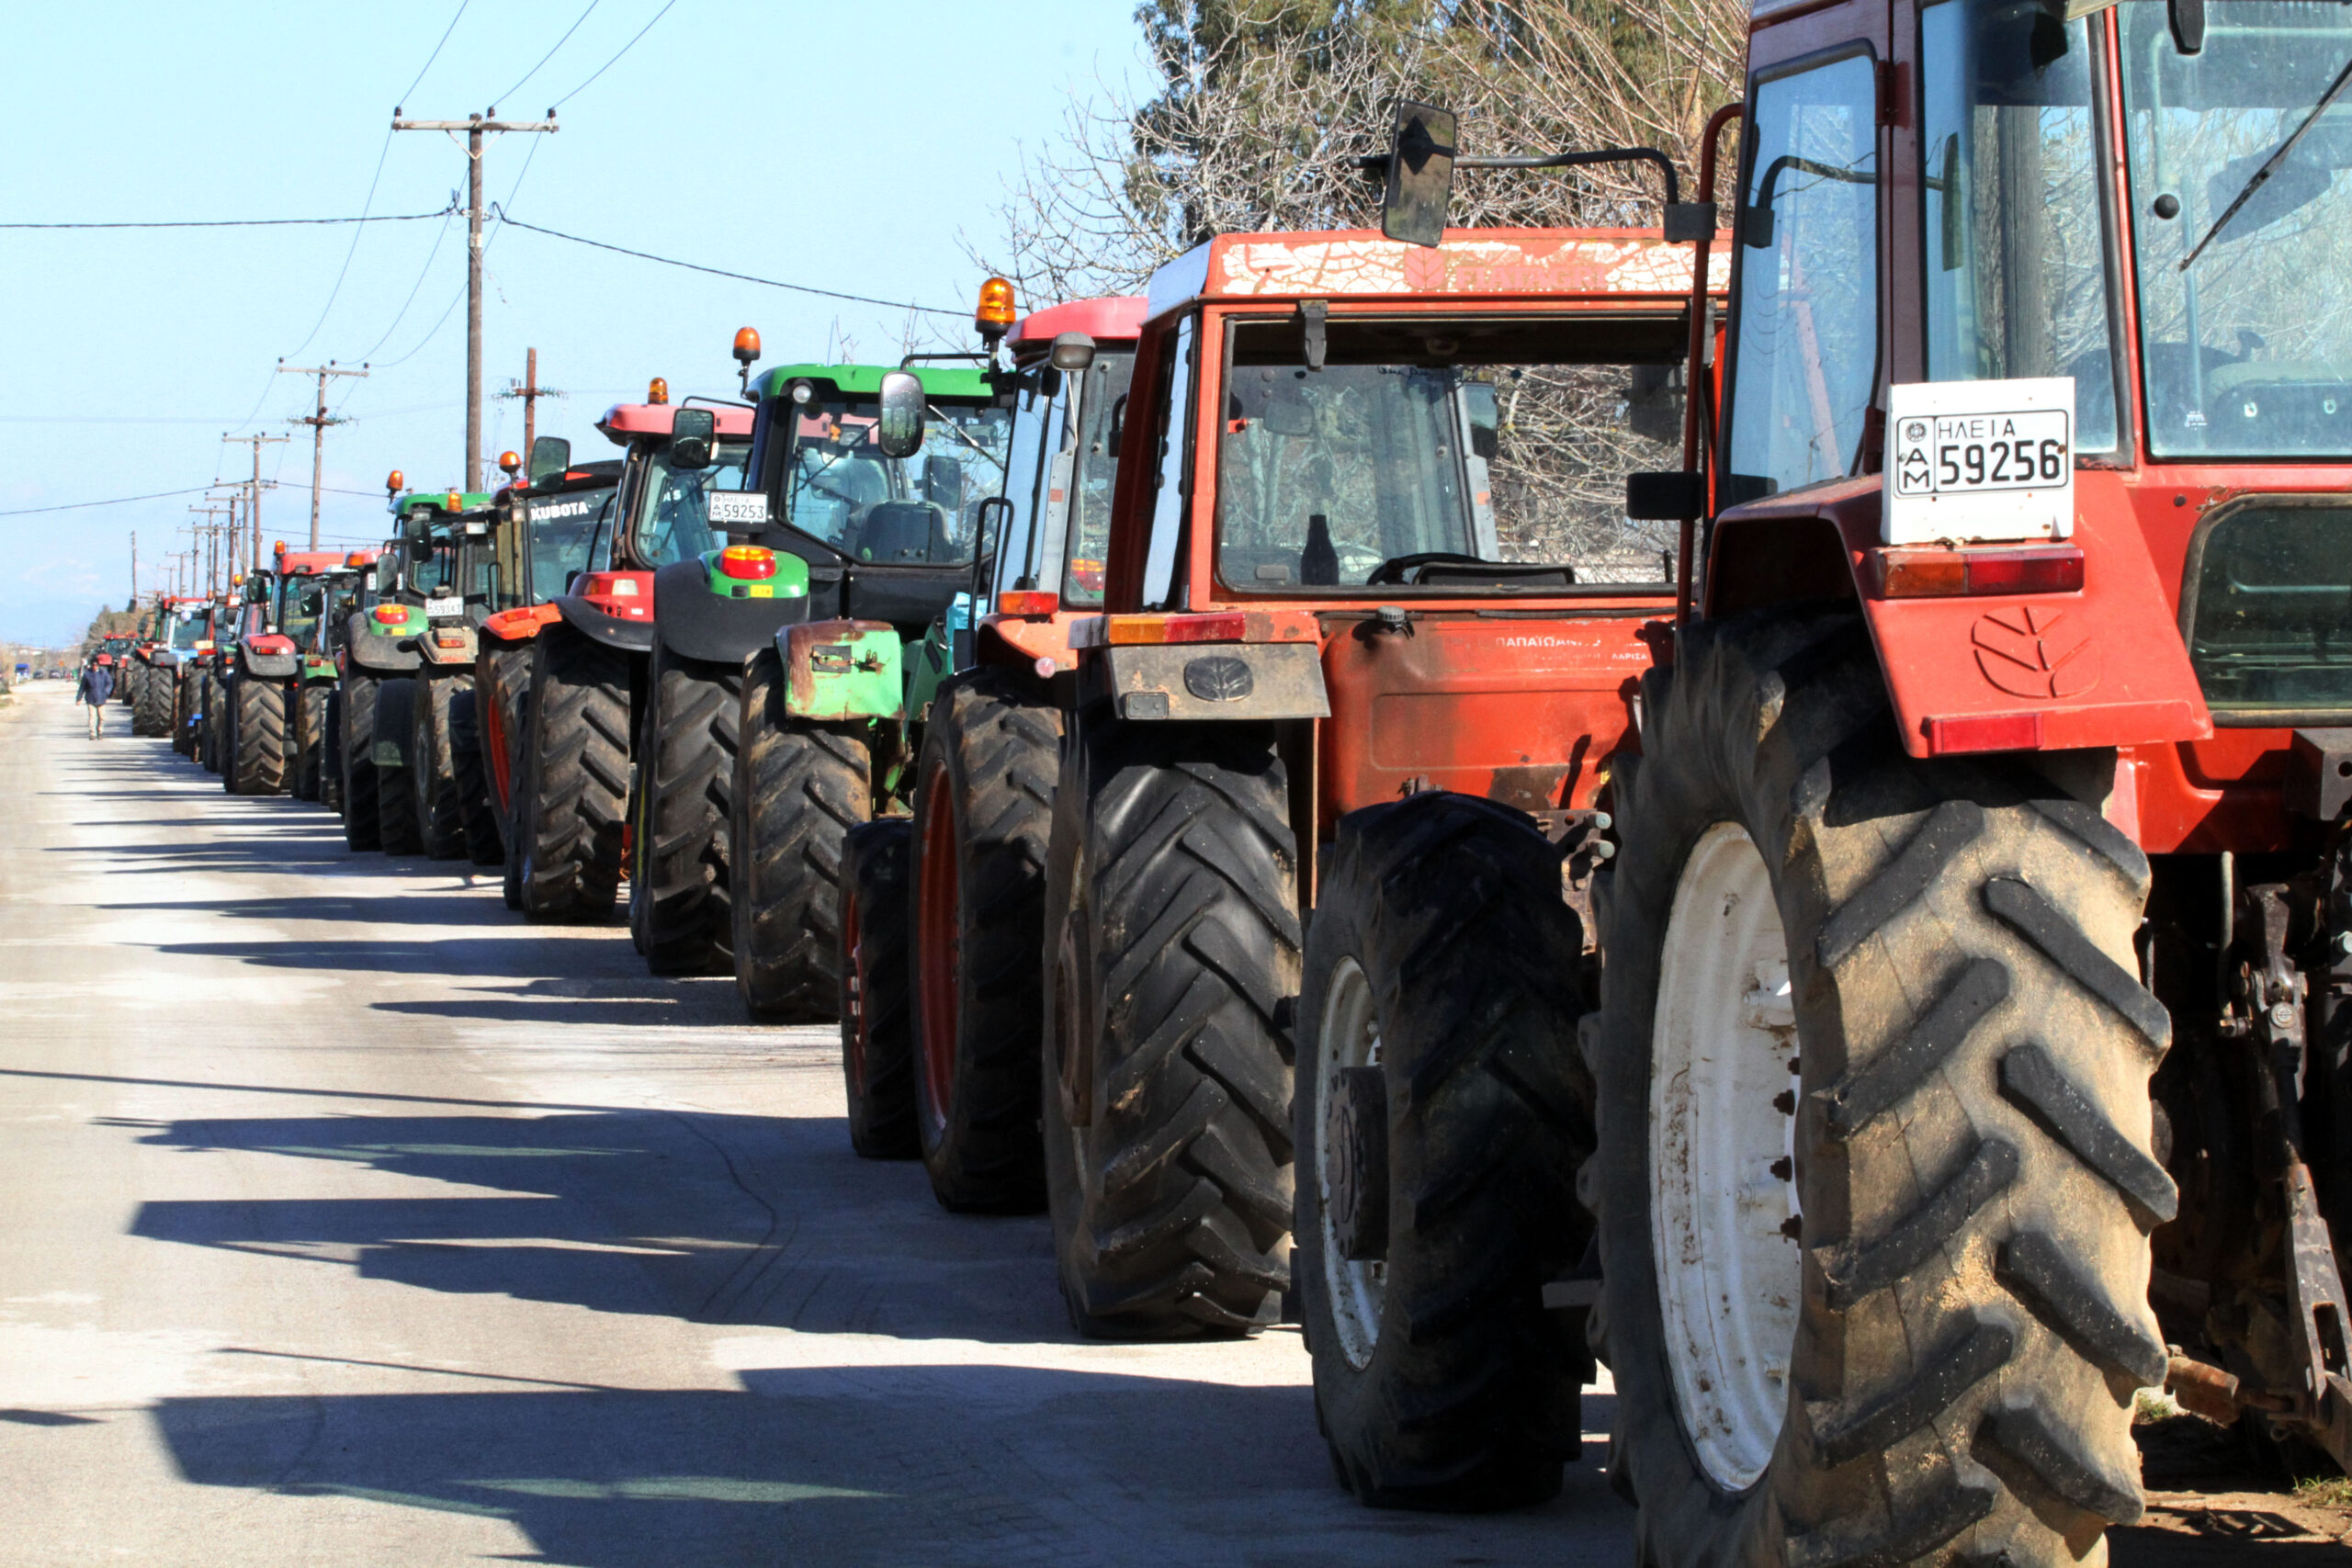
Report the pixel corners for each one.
[77,657,114,739]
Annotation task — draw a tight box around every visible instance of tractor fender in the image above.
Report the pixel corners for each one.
[652,558,809,666]
[145,649,179,670]
[235,640,300,681]
[1075,640,1329,723]
[777,619,902,720]
[342,610,422,672]
[1704,472,2210,758]
[549,593,656,653]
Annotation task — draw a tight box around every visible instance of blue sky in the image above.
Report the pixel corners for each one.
[0,1,1149,646]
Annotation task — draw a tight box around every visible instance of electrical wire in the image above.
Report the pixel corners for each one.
[0,488,214,518]
[496,0,601,107]
[550,0,678,109]
[0,209,450,230]
[278,129,397,361]
[399,0,474,108]
[491,213,965,318]
[355,210,456,360]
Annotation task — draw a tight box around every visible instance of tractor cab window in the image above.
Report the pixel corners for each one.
[2120,2,2352,457]
[278,579,327,643]
[1724,52,1881,500]
[634,439,752,569]
[781,400,1012,568]
[2185,501,2352,714]
[1920,0,2120,451]
[168,615,205,651]
[988,367,1065,602]
[987,350,1137,606]
[525,490,616,600]
[1057,350,1135,606]
[1214,314,1686,592]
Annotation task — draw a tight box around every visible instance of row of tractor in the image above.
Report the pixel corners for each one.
[135,3,2352,1558]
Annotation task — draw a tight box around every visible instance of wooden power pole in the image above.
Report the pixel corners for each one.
[279,360,368,549]
[220,433,287,572]
[500,347,563,465]
[391,107,558,490]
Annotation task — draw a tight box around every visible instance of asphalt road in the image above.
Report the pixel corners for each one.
[0,683,1633,1568]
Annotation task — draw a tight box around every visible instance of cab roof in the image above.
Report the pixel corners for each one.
[595,401,757,443]
[494,458,625,505]
[1010,296,1147,350]
[1143,227,1731,323]
[747,363,996,402]
[269,549,350,576]
[392,490,497,520]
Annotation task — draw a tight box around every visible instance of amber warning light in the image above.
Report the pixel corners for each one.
[385,469,404,495]
[499,451,521,476]
[976,276,1015,343]
[648,377,670,405]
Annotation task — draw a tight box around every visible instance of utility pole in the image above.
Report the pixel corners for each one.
[279,360,368,549]
[187,507,225,596]
[221,433,287,574]
[391,107,559,489]
[130,531,138,604]
[501,347,564,468]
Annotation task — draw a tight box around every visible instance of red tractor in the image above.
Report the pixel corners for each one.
[1328,2,2352,1560]
[508,390,756,924]
[473,443,624,908]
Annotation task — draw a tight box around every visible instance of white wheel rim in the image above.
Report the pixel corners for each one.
[1650,821,1802,1492]
[1316,955,1385,1371]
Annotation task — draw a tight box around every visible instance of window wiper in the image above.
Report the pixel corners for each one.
[2182,51,2352,272]
[925,403,1007,472]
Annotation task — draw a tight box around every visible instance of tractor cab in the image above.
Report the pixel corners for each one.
[476,448,625,649]
[557,391,758,641]
[378,488,497,663]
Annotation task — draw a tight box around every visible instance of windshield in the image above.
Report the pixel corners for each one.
[782,400,1012,567]
[2121,2,2352,457]
[1920,0,2120,450]
[524,489,616,599]
[1215,316,1687,592]
[168,615,205,651]
[634,439,752,569]
[277,578,327,644]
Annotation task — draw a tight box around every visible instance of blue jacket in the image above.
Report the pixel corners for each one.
[77,667,113,705]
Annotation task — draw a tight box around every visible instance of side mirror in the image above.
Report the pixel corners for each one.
[876,370,926,459]
[1380,101,1458,249]
[1048,332,1097,373]
[1626,470,1707,522]
[528,435,571,482]
[671,407,716,471]
[2170,0,2203,53]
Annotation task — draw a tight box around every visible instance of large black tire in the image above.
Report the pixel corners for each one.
[515,624,628,921]
[1592,610,2168,1568]
[341,674,381,851]
[839,818,919,1158]
[291,681,330,801]
[224,674,288,795]
[636,644,739,976]
[729,645,868,1019]
[409,672,469,860]
[1298,792,1595,1510]
[448,686,503,866]
[321,688,345,815]
[173,670,197,757]
[198,670,222,773]
[478,643,531,834]
[1039,718,1298,1337]
[135,666,171,737]
[909,671,1058,1212]
[373,677,424,855]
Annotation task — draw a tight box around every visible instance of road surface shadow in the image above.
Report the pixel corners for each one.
[126,1110,1061,1339]
[149,1376,1621,1568]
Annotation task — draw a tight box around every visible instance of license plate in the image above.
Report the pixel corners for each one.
[424,597,464,618]
[1884,378,2075,545]
[707,491,771,528]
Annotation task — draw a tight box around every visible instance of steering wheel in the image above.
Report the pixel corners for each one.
[1367,551,1487,585]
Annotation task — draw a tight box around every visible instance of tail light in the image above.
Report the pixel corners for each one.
[997,591,1057,617]
[717,545,776,581]
[372,605,410,625]
[1874,546,2084,599]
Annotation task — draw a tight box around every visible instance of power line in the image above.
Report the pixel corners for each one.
[0,209,452,231]
[551,0,678,109]
[399,0,474,107]
[492,212,965,319]
[0,487,212,518]
[497,0,602,107]
[356,210,457,359]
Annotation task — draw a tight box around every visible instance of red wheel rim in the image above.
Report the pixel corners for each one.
[483,670,511,810]
[915,770,960,1136]
[843,880,869,1098]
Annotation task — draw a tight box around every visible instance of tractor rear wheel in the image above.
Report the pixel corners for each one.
[729,645,867,1020]
[1593,610,2168,1568]
[636,644,739,976]
[321,688,345,814]
[838,818,919,1157]
[173,670,197,757]
[340,674,381,851]
[225,673,288,795]
[135,666,171,737]
[478,643,530,832]
[373,677,424,855]
[1298,792,1593,1510]
[1040,720,1297,1337]
[198,670,222,773]
[410,672,469,859]
[909,671,1057,1212]
[516,624,628,921]
[291,681,330,800]
[449,686,503,866]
